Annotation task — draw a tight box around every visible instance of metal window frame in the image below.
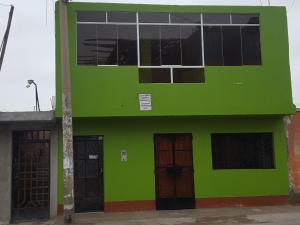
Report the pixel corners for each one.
[77,21,259,26]
[136,12,140,67]
[203,23,259,26]
[139,65,204,68]
[76,11,261,75]
[138,23,204,80]
[201,14,205,67]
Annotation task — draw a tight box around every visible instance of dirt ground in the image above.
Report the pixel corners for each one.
[9,205,300,225]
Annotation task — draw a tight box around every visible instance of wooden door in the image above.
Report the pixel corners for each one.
[154,134,195,210]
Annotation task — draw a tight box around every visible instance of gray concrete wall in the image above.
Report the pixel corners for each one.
[0,121,57,224]
[50,127,58,218]
[0,125,12,224]
[0,111,54,122]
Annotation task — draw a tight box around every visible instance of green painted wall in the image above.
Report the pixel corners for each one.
[55,3,295,118]
[55,2,292,206]
[57,116,288,204]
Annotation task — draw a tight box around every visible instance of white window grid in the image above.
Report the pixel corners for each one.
[76,11,260,82]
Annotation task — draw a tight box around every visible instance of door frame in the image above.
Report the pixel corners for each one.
[153,133,195,210]
[73,135,104,213]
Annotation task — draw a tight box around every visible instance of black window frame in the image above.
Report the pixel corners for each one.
[211,133,275,170]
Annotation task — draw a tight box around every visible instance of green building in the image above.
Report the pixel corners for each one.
[55,2,294,213]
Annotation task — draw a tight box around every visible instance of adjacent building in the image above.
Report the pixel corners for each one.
[288,109,300,203]
[0,111,57,223]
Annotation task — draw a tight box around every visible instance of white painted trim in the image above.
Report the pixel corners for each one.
[201,13,205,66]
[136,12,140,67]
[96,64,118,67]
[77,21,259,26]
[77,21,136,25]
[170,67,174,83]
[203,23,259,26]
[139,65,204,68]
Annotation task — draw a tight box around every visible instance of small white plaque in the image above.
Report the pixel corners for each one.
[139,93,152,111]
[121,149,127,162]
[89,154,99,159]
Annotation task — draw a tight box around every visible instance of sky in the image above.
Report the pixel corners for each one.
[0,0,299,111]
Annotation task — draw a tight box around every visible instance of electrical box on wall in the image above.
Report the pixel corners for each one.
[121,149,127,162]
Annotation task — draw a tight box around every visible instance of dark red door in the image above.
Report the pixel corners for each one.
[154,134,195,210]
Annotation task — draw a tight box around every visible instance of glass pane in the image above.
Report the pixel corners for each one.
[139,68,171,83]
[77,24,97,65]
[231,13,259,24]
[97,24,117,65]
[139,25,161,66]
[241,26,261,65]
[107,11,136,22]
[170,13,201,24]
[203,13,230,24]
[222,26,242,66]
[77,11,106,22]
[173,68,204,83]
[139,12,169,23]
[118,25,137,65]
[204,26,223,66]
[211,133,274,169]
[161,25,181,65]
[181,26,202,66]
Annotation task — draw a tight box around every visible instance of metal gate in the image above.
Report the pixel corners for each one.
[74,136,104,213]
[154,134,195,210]
[11,130,50,222]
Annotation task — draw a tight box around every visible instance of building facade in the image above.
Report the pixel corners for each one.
[55,2,295,214]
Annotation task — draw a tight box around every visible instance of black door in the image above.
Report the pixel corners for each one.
[11,131,50,222]
[154,134,195,210]
[74,136,104,213]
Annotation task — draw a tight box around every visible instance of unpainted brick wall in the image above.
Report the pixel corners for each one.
[288,111,300,202]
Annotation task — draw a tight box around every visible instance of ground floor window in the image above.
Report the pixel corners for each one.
[211,133,275,169]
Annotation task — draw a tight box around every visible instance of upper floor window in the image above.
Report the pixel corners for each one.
[204,25,261,66]
[77,23,137,65]
[76,11,261,76]
[139,25,202,66]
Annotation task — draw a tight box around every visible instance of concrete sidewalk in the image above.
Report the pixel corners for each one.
[10,205,300,225]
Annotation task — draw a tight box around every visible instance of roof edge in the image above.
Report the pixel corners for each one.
[0,111,55,122]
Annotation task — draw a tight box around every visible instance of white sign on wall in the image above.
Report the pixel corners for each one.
[139,93,152,111]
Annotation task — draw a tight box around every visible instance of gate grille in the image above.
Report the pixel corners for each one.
[12,130,50,221]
